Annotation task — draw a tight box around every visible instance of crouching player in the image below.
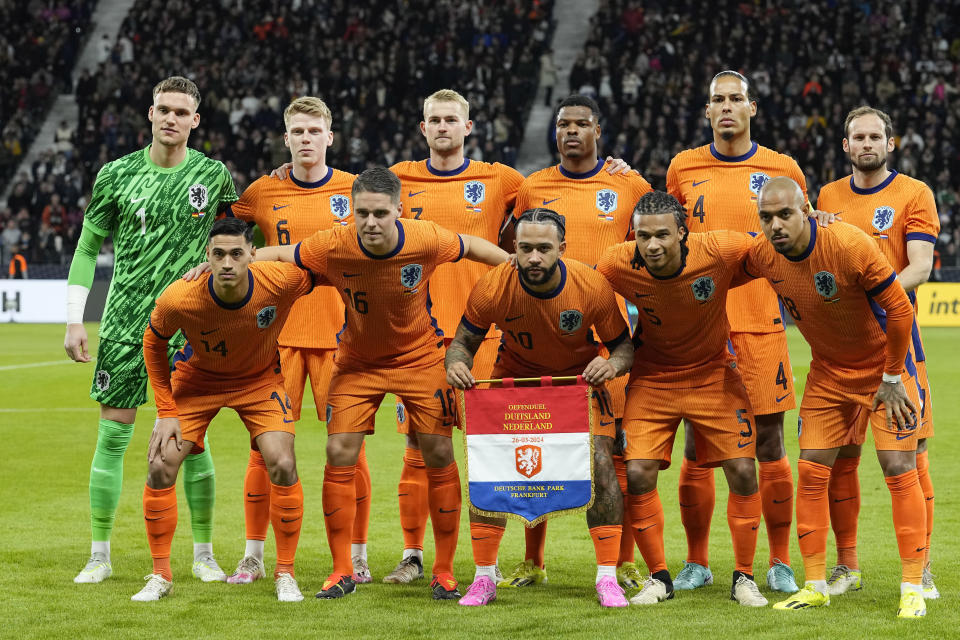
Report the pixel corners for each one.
[445,208,634,607]
[133,218,312,602]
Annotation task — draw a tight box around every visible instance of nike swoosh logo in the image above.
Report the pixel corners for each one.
[598,535,616,540]
[678,502,697,508]
[895,431,914,440]
[798,530,815,539]
[634,292,653,298]
[343,272,361,278]
[439,508,457,513]
[408,190,426,197]
[692,179,709,187]
[273,204,290,210]
[542,198,560,205]
[925,496,934,501]
[145,516,163,521]
[281,516,302,523]
[773,498,790,504]
[637,524,656,532]
[200,329,218,335]
[833,497,855,503]
[505,314,523,322]
[471,536,489,541]
[915,547,926,553]
[771,279,785,284]
[751,526,759,530]
[397,493,409,497]
[776,393,790,402]
[247,492,267,498]
[283,418,294,423]
[599,420,614,426]
[737,441,753,448]
[323,508,341,517]
[131,197,147,203]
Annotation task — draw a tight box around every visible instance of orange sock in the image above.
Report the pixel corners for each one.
[322,464,356,577]
[143,484,177,581]
[727,492,761,575]
[828,456,860,569]
[628,490,667,574]
[590,525,621,567]
[524,521,547,568]
[614,456,635,565]
[916,450,934,562]
[759,456,794,567]
[885,469,925,584]
[353,442,371,545]
[398,447,428,551]
[243,449,271,542]
[678,457,714,567]
[470,523,505,566]
[270,480,303,577]
[426,462,461,577]
[796,459,831,582]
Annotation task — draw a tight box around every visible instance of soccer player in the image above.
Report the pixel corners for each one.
[384,89,524,583]
[666,70,803,592]
[223,96,373,585]
[133,218,310,602]
[253,167,508,600]
[747,177,926,619]
[596,190,768,608]
[64,76,237,584]
[446,208,634,608]
[504,94,652,589]
[817,106,940,599]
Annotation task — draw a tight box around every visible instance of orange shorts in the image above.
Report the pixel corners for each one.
[599,343,627,419]
[622,373,756,468]
[396,336,500,434]
[172,373,296,452]
[279,346,335,422]
[330,359,455,437]
[797,367,922,451]
[915,358,933,439]
[729,330,796,415]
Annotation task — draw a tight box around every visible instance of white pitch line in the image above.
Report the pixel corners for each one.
[0,359,93,371]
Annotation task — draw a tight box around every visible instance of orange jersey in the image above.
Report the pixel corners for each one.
[816,171,939,273]
[392,159,523,335]
[667,142,807,333]
[227,167,355,349]
[515,159,652,267]
[145,262,314,415]
[744,220,914,393]
[462,259,629,376]
[596,231,753,388]
[295,218,464,369]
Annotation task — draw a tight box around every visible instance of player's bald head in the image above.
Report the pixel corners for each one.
[757,177,804,211]
[352,167,402,204]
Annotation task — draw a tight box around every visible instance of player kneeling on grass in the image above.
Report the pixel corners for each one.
[446,208,635,608]
[133,218,311,602]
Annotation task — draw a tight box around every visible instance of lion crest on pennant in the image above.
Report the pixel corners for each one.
[515,445,542,478]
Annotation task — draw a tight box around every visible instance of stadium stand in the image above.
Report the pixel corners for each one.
[1,0,554,271]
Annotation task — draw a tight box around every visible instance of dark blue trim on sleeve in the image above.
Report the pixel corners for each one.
[461,315,487,335]
[148,319,174,341]
[453,234,465,262]
[306,270,317,295]
[603,327,630,352]
[905,232,936,244]
[866,271,898,298]
[294,242,305,269]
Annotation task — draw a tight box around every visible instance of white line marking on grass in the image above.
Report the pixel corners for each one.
[0,359,95,371]
[0,408,101,412]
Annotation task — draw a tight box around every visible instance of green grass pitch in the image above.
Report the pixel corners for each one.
[1,324,958,638]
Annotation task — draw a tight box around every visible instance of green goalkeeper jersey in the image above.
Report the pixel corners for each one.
[84,145,238,344]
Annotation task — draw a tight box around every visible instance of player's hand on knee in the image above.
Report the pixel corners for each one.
[148,417,183,463]
[446,363,475,389]
[582,356,616,385]
[64,323,90,362]
[604,156,636,175]
[270,162,293,180]
[182,261,212,281]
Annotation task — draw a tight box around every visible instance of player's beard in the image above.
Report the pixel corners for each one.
[719,130,735,142]
[849,151,886,173]
[518,260,560,286]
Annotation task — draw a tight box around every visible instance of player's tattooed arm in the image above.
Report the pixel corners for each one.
[445,324,486,389]
[460,234,509,266]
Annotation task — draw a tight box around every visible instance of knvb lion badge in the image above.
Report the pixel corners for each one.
[460,376,594,525]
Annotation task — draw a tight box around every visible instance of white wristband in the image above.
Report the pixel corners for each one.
[882,372,900,384]
[67,284,90,325]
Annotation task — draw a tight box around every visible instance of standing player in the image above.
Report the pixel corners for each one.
[133,219,310,602]
[253,167,508,600]
[64,76,237,584]
[446,208,634,608]
[597,191,768,608]
[504,94,652,589]
[748,177,926,618]
[666,70,803,592]
[384,89,524,583]
[223,97,374,585]
[817,106,940,599]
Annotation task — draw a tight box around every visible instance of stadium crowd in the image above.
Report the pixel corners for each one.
[567,0,960,269]
[1,0,554,271]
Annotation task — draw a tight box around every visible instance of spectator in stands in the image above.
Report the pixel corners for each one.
[7,246,27,279]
